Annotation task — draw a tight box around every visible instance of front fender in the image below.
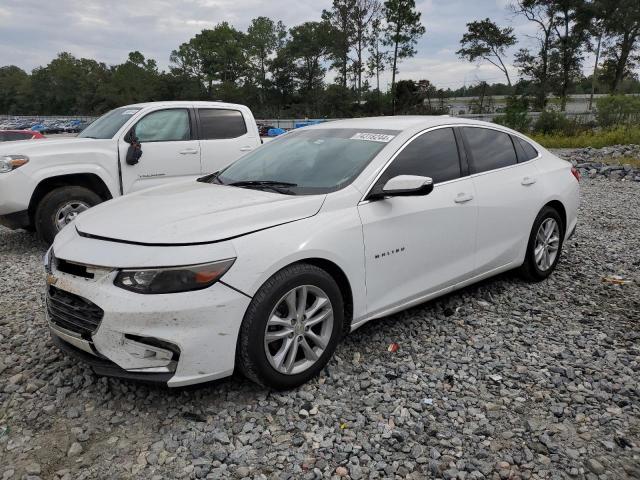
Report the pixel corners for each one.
[224,207,367,322]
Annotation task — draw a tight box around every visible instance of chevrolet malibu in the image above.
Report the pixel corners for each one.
[46,117,579,389]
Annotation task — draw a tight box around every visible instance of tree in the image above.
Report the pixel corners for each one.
[367,17,389,112]
[288,22,333,94]
[352,0,381,99]
[383,0,425,114]
[511,0,560,109]
[246,17,280,97]
[0,66,31,114]
[595,0,640,92]
[171,23,247,97]
[322,0,357,89]
[457,18,516,87]
[551,0,591,111]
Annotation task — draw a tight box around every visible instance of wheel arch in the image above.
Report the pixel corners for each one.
[290,258,354,336]
[543,199,567,233]
[28,173,113,223]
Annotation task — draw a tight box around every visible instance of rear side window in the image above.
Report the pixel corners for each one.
[463,127,517,173]
[380,128,461,184]
[514,136,538,161]
[198,109,247,139]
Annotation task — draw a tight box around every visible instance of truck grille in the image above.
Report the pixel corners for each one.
[47,286,104,338]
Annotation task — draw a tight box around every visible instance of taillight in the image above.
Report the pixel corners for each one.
[571,166,580,182]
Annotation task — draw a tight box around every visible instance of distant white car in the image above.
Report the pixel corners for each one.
[0,101,261,243]
[46,116,579,389]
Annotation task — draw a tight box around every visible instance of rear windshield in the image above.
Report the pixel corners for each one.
[78,107,141,139]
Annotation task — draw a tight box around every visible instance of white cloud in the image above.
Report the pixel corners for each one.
[0,0,610,90]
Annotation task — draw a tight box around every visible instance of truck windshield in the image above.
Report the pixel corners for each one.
[213,128,399,195]
[78,107,141,139]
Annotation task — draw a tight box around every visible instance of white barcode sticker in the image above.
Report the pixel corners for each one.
[122,109,138,115]
[350,132,395,143]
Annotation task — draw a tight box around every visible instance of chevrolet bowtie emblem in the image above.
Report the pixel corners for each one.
[46,274,58,286]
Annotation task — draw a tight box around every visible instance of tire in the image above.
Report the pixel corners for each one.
[519,205,565,282]
[236,263,344,389]
[35,186,102,245]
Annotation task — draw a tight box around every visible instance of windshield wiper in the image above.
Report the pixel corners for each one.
[229,180,298,195]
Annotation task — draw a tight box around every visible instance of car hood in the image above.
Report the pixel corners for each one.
[74,181,326,245]
[0,137,109,155]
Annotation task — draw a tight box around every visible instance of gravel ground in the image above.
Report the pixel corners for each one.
[1,178,639,480]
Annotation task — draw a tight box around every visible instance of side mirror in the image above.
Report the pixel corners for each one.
[368,175,434,201]
[125,129,142,165]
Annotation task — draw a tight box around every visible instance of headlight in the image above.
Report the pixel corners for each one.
[0,155,29,173]
[114,259,235,294]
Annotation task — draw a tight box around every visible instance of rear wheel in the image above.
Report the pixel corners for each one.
[519,206,564,282]
[236,263,344,389]
[35,186,102,244]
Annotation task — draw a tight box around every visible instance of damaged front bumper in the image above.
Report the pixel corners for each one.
[46,257,251,387]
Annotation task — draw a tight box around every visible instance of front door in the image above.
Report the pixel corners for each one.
[358,127,478,317]
[119,108,202,193]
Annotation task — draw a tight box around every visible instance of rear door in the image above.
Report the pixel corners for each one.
[461,126,541,273]
[119,107,202,193]
[197,108,258,174]
[358,127,478,316]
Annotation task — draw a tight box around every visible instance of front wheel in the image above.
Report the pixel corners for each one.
[519,206,565,282]
[35,186,102,245]
[236,263,344,389]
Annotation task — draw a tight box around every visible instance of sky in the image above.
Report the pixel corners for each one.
[0,0,593,90]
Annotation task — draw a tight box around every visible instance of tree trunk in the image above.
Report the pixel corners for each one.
[588,33,601,111]
[391,29,399,115]
[612,32,633,92]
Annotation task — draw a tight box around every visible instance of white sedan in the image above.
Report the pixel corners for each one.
[45,116,579,389]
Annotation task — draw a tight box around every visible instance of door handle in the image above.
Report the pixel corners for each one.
[179,148,199,155]
[239,146,253,152]
[521,176,537,186]
[454,193,474,204]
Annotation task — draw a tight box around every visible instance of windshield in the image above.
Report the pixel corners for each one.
[78,107,141,139]
[215,128,399,195]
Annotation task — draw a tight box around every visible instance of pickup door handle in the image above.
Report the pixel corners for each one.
[239,146,253,152]
[521,176,537,186]
[179,148,199,155]
[454,193,474,204]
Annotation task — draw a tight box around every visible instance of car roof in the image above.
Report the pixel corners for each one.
[307,115,501,133]
[123,100,250,110]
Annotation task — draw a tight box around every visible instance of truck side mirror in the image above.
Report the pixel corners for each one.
[125,129,142,165]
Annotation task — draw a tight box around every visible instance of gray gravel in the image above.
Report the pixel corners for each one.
[1,178,639,480]
[551,145,640,182]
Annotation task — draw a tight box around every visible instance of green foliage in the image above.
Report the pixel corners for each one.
[533,110,572,134]
[596,95,640,127]
[457,18,516,86]
[493,96,531,131]
[530,125,640,148]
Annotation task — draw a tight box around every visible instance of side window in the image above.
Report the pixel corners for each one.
[198,109,247,139]
[380,128,461,185]
[514,136,539,161]
[134,109,190,142]
[463,127,517,173]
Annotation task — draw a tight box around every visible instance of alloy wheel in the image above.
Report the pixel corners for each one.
[264,285,334,375]
[534,217,560,271]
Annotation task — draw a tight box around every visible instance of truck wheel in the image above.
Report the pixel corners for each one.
[35,186,102,244]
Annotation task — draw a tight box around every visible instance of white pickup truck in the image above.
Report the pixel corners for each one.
[0,101,261,243]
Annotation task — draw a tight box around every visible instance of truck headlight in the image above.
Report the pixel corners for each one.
[114,259,235,294]
[0,155,29,173]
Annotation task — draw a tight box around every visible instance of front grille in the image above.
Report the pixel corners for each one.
[47,286,104,338]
